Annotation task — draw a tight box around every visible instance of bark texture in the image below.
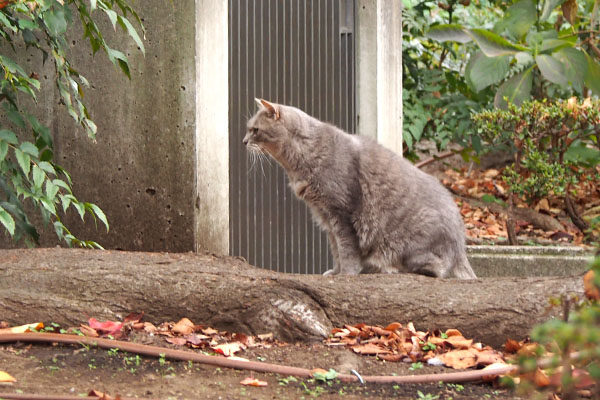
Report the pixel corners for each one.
[0,248,584,348]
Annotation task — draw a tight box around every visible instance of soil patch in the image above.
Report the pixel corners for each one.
[0,337,516,399]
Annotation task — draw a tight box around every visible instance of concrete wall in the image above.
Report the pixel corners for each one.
[1,1,197,251]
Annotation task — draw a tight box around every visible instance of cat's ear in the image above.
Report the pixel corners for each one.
[259,99,280,120]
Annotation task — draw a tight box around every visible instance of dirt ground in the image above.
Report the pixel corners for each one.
[0,332,518,400]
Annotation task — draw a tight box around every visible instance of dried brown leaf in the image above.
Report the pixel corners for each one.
[172,318,195,335]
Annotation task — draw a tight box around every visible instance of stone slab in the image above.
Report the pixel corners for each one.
[467,245,594,277]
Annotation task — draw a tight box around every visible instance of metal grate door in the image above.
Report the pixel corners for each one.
[228,0,356,274]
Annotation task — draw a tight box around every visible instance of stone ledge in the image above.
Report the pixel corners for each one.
[467,245,594,277]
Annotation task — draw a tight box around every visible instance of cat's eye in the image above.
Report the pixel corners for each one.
[252,127,258,134]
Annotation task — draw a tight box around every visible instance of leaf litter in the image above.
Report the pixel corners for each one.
[1,312,595,394]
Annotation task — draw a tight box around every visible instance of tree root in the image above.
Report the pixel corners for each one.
[458,195,564,232]
[565,195,589,233]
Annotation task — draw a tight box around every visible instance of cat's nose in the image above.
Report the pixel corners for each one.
[242,137,249,146]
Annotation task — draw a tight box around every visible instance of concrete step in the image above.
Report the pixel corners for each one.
[467,245,595,277]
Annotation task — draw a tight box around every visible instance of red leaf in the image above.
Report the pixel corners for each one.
[88,318,123,336]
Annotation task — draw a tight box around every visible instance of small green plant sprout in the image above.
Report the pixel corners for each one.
[416,390,440,400]
[107,348,119,357]
[446,382,464,392]
[158,353,166,367]
[312,368,338,385]
[278,376,298,386]
[421,341,437,352]
[410,362,424,370]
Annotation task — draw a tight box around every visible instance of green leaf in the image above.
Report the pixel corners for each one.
[73,201,85,220]
[19,141,39,157]
[494,0,537,40]
[425,24,472,43]
[90,0,97,11]
[32,165,45,189]
[117,16,145,54]
[466,52,510,92]
[38,161,56,176]
[469,29,529,57]
[43,7,68,36]
[554,47,587,88]
[536,54,568,86]
[40,197,57,215]
[541,0,567,21]
[0,205,15,236]
[494,68,533,109]
[0,55,27,76]
[0,140,7,162]
[540,39,574,54]
[0,130,17,145]
[104,8,118,30]
[89,203,109,231]
[106,48,131,78]
[584,54,600,96]
[14,149,31,176]
[45,180,59,200]
[18,18,38,31]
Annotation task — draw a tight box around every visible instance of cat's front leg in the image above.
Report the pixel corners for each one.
[323,232,341,275]
[325,227,362,275]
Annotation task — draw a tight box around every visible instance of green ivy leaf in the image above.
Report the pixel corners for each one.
[90,0,97,11]
[466,52,510,92]
[0,205,15,236]
[45,179,59,200]
[494,68,533,109]
[536,54,568,86]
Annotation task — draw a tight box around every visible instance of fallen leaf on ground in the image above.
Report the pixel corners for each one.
[481,362,514,382]
[165,337,188,346]
[351,343,392,355]
[0,371,16,383]
[88,318,123,336]
[172,318,195,335]
[212,342,246,357]
[240,377,268,387]
[438,349,478,369]
[0,322,43,334]
[534,368,550,387]
[584,270,600,301]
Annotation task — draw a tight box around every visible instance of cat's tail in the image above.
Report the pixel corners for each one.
[452,252,477,279]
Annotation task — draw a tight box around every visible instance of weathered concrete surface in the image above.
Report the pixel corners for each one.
[0,1,197,252]
[468,245,594,277]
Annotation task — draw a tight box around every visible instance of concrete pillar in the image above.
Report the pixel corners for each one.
[356,0,403,155]
[195,0,229,254]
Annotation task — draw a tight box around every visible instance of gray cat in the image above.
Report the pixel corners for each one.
[244,98,476,279]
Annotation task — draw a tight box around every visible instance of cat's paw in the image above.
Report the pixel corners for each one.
[323,269,338,276]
